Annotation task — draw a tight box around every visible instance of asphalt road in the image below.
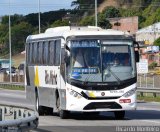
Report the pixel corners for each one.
[0,88,160,132]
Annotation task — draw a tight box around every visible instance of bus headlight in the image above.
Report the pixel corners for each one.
[123,88,136,98]
[69,90,82,99]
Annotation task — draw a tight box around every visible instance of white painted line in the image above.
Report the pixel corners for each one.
[142,120,160,124]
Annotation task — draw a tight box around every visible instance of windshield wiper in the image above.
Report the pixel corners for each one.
[105,65,121,85]
[83,73,91,85]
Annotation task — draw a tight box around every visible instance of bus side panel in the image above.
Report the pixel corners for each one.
[59,89,66,110]
[26,66,36,106]
[26,85,36,106]
[35,66,63,110]
[59,65,67,110]
[38,87,56,108]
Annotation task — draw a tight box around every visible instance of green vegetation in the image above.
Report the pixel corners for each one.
[148,62,158,70]
[1,0,160,57]
[0,84,25,91]
[154,37,160,46]
[0,10,71,57]
[137,95,160,102]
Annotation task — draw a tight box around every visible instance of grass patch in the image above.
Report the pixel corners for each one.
[0,84,25,91]
[137,95,160,102]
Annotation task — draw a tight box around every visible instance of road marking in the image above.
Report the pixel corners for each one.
[137,107,160,111]
[142,120,160,124]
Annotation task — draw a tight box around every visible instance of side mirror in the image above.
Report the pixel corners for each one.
[64,51,70,65]
[135,51,139,62]
[61,48,65,64]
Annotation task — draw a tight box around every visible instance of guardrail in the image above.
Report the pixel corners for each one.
[0,82,159,97]
[137,87,160,97]
[0,104,38,131]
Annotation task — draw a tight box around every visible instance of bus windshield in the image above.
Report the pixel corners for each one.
[68,40,136,83]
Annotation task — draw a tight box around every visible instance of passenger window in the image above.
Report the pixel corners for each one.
[29,43,33,64]
[33,42,38,64]
[38,42,43,64]
[49,41,55,65]
[26,43,30,64]
[43,41,49,65]
[55,40,61,65]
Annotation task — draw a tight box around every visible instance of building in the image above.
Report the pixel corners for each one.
[108,16,138,35]
[136,22,160,66]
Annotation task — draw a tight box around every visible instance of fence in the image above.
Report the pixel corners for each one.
[0,72,160,97]
[137,74,160,88]
[0,72,24,83]
[137,74,160,97]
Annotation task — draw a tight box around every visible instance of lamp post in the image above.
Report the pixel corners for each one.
[9,0,12,82]
[38,0,41,33]
[95,0,97,27]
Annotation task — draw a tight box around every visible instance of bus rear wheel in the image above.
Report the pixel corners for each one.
[36,94,44,115]
[114,111,125,120]
[56,97,69,119]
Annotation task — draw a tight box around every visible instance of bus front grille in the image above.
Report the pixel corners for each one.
[83,102,122,110]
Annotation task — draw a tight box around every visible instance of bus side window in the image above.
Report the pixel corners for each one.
[49,41,55,65]
[30,43,34,65]
[55,40,61,66]
[33,42,38,65]
[43,41,49,65]
[26,43,30,65]
[38,42,43,65]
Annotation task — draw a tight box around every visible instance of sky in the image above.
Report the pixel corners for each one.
[0,0,74,16]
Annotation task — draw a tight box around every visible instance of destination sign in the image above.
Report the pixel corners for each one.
[71,40,98,48]
[72,68,98,74]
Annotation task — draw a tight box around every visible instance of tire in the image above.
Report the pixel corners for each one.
[114,111,125,120]
[35,94,44,115]
[56,97,69,119]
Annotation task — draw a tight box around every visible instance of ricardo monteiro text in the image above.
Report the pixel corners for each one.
[116,126,160,132]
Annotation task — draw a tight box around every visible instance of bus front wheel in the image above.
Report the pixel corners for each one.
[114,111,125,120]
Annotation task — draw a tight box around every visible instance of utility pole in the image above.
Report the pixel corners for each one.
[95,0,98,27]
[153,23,159,66]
[9,0,12,82]
[38,0,41,33]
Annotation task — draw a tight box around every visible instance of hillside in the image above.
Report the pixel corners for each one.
[1,0,160,59]
[98,0,119,12]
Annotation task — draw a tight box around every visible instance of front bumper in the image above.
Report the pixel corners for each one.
[66,90,137,112]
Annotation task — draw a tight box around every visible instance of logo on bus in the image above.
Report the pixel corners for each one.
[101,92,105,96]
[45,70,57,85]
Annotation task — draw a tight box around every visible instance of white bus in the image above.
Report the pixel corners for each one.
[25,26,139,119]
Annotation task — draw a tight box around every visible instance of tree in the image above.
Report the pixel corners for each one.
[154,37,160,46]
[10,22,34,54]
[51,20,69,27]
[1,14,24,26]
[103,6,121,18]
[79,16,94,26]
[98,13,112,29]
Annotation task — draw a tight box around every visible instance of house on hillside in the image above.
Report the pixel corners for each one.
[136,22,160,66]
[108,16,138,35]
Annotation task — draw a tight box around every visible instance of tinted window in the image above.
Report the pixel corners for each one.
[49,41,55,65]
[26,43,30,64]
[43,41,49,64]
[55,40,61,65]
[38,42,43,64]
[33,43,38,64]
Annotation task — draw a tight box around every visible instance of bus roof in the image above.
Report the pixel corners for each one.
[26,26,131,42]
